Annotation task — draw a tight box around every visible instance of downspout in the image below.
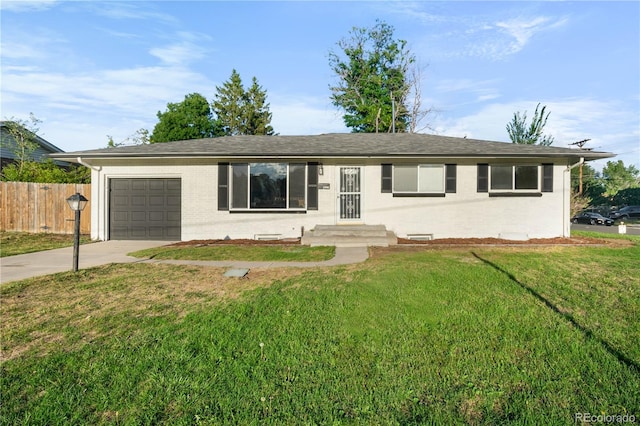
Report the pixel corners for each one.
[564,157,584,237]
[77,157,102,240]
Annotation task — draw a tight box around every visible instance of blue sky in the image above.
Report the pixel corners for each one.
[2,1,639,170]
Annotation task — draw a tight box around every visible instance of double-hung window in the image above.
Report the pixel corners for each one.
[230,163,307,210]
[382,164,455,196]
[394,164,445,193]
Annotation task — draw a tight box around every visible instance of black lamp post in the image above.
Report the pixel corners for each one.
[66,192,89,272]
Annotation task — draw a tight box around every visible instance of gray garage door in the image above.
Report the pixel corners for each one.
[109,178,181,240]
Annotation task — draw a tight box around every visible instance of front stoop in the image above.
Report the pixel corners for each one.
[301,225,397,247]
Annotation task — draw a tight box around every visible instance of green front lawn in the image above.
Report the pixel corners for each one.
[129,243,335,262]
[1,238,638,424]
[0,231,91,257]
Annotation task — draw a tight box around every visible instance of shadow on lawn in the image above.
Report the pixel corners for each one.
[471,252,639,374]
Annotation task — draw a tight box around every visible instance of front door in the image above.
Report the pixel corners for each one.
[338,166,362,221]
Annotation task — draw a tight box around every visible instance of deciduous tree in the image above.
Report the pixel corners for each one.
[1,113,89,183]
[506,103,554,146]
[150,93,221,143]
[107,128,150,148]
[601,160,640,198]
[1,113,41,174]
[328,20,414,133]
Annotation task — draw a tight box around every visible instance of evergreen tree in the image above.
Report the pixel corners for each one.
[211,70,275,136]
[244,77,274,135]
[212,70,246,136]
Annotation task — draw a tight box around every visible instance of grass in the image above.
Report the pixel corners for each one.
[1,231,91,257]
[1,236,639,424]
[572,228,640,242]
[129,244,335,262]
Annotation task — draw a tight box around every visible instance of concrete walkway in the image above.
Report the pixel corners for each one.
[1,241,370,285]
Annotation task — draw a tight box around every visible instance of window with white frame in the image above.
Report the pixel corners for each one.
[393,164,445,193]
[490,165,539,191]
[231,163,306,210]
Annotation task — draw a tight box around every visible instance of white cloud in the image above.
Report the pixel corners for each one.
[434,78,501,104]
[494,16,568,55]
[0,28,67,61]
[89,2,178,25]
[1,64,215,150]
[149,32,213,66]
[0,0,58,12]
[409,7,570,61]
[0,40,46,59]
[460,15,568,60]
[431,98,640,170]
[270,95,347,135]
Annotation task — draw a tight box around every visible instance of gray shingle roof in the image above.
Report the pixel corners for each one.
[50,133,614,161]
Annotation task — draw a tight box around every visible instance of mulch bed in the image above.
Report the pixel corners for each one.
[395,236,609,245]
[169,236,616,247]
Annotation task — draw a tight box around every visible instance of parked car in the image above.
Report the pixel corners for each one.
[610,206,640,221]
[571,212,614,226]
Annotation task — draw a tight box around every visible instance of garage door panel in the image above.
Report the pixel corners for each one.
[112,195,130,206]
[148,211,164,221]
[132,180,147,190]
[148,180,166,191]
[166,227,181,238]
[109,178,181,240]
[131,227,149,238]
[147,227,165,237]
[166,180,181,191]
[131,196,146,206]
[111,180,130,191]
[111,226,128,236]
[130,211,147,222]
[149,196,165,206]
[112,211,128,222]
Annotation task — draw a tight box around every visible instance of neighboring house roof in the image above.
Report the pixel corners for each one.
[51,133,614,162]
[0,121,67,165]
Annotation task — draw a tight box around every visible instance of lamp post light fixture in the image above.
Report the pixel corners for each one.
[66,192,88,272]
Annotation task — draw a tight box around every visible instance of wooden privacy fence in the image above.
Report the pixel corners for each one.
[0,182,91,234]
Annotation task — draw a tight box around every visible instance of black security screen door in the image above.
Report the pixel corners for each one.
[339,166,361,220]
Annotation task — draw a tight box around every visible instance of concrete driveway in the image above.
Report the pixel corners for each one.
[1,240,172,285]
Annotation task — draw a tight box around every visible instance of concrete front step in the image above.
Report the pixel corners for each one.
[302,225,397,247]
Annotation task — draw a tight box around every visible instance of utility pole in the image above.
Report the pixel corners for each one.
[570,139,592,194]
[391,91,396,133]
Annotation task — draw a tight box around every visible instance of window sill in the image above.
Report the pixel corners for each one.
[229,209,308,214]
[393,193,446,197]
[488,192,543,197]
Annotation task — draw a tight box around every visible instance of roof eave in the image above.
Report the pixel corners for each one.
[51,151,615,162]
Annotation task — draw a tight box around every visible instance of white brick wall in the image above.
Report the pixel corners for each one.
[90,159,571,241]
